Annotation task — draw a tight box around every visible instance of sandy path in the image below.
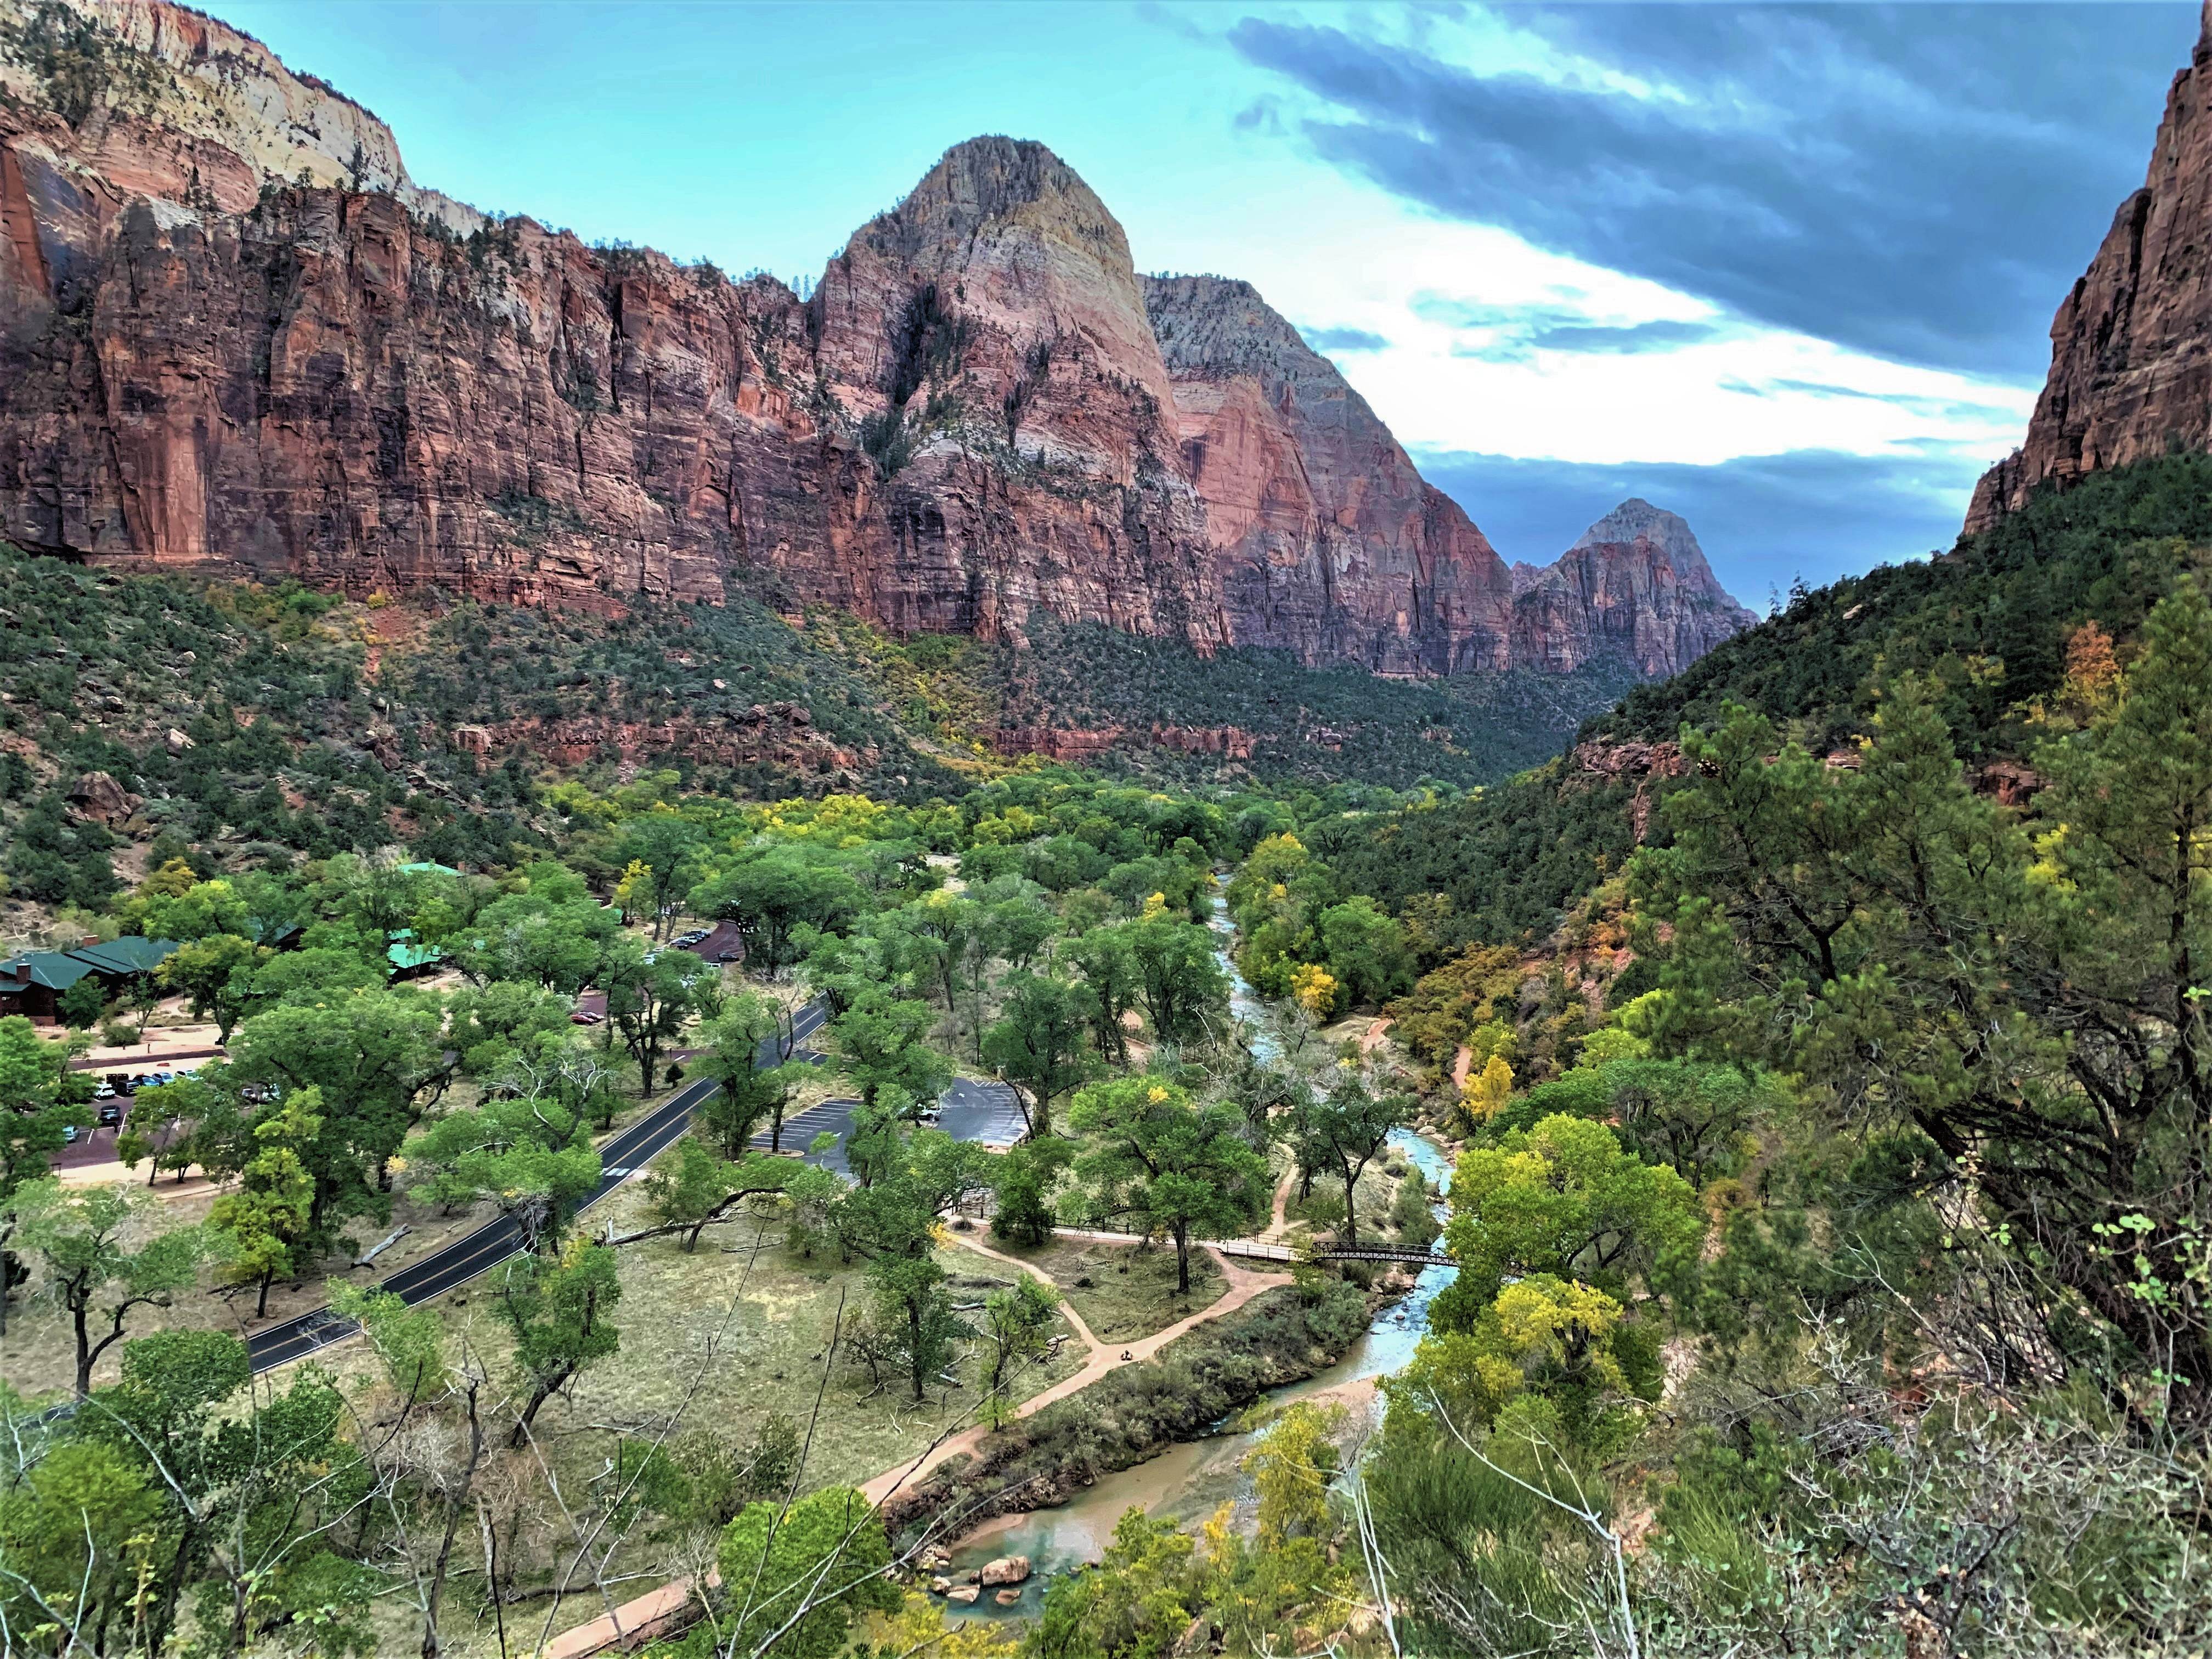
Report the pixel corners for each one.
[1265,1165,1297,1239]
[547,1237,1292,1659]
[858,1239,1288,1503]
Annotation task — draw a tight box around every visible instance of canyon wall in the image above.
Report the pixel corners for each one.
[1968,3,2212,530]
[1509,499,1757,678]
[0,0,1751,680]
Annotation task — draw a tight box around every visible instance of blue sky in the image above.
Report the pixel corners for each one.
[208,1,2200,602]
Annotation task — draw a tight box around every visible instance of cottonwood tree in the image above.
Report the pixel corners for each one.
[602,935,713,1095]
[696,991,799,1154]
[224,984,452,1233]
[207,1087,319,1316]
[981,971,1100,1138]
[495,1238,623,1446]
[1069,1075,1268,1294]
[0,1017,84,1336]
[1290,1081,1412,1248]
[155,932,267,1043]
[831,1127,995,1400]
[407,1093,603,1255]
[979,1276,1061,1400]
[633,1137,791,1251]
[833,986,951,1115]
[4,1179,213,1394]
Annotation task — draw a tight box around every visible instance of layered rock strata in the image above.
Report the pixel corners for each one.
[1968,3,2212,529]
[1510,500,1757,677]
[0,0,1751,681]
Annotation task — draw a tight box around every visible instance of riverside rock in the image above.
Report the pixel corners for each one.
[1969,2,2212,529]
[979,1554,1031,1586]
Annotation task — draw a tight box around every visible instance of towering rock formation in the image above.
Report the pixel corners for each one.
[1144,274,1513,675]
[1968,2,2212,530]
[0,0,1749,682]
[1509,500,1757,678]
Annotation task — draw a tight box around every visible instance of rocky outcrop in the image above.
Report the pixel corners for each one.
[1968,3,2212,529]
[1144,274,1514,674]
[985,724,1257,762]
[1510,500,1756,676]
[0,0,1749,688]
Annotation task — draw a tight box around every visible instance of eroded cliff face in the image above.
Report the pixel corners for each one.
[0,0,1751,683]
[1144,274,1514,674]
[1509,500,1757,677]
[1968,3,2212,530]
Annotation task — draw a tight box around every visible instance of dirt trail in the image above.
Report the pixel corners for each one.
[548,1236,1293,1659]
[859,1238,1289,1504]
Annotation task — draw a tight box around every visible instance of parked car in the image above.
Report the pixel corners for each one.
[98,1102,123,1127]
[92,1080,115,1099]
[570,1010,605,1025]
[715,949,741,963]
[61,1124,78,1143]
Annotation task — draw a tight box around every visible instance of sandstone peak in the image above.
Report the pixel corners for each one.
[0,0,480,230]
[1144,274,1313,374]
[855,136,1133,280]
[1512,502,1755,678]
[1967,14,2212,529]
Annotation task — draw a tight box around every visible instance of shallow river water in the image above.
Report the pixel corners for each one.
[941,894,1457,1617]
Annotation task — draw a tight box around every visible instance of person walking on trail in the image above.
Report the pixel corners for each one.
[1121,1349,1132,1361]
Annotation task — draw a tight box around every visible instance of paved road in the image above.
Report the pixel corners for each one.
[244,1000,831,1373]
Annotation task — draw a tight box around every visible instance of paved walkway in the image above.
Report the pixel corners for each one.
[544,1231,1292,1659]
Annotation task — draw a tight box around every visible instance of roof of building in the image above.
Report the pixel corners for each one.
[385,929,445,972]
[0,951,99,991]
[70,936,180,975]
[0,936,182,992]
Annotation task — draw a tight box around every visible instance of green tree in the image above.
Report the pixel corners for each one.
[55,973,106,1031]
[207,1087,320,1316]
[709,1485,898,1659]
[832,1128,995,1400]
[156,933,267,1042]
[495,1238,622,1446]
[637,1137,791,1251]
[0,1014,83,1211]
[990,1132,1073,1246]
[981,972,1099,1138]
[1068,923,1140,1065]
[1126,913,1230,1047]
[979,1274,1061,1400]
[407,1093,602,1254]
[602,936,710,1095]
[692,850,865,973]
[5,1180,212,1394]
[445,979,573,1079]
[832,986,951,1115]
[616,809,707,940]
[1318,895,1412,1007]
[696,992,798,1154]
[226,986,449,1234]
[1434,1114,1701,1334]
[1290,1081,1412,1246]
[329,1282,449,1406]
[1069,1075,1268,1294]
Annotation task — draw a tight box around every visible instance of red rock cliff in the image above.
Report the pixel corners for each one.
[0,0,1748,686]
[1143,274,1514,674]
[1509,499,1757,677]
[1968,2,2212,530]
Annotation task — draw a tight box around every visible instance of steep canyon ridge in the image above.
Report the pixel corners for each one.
[0,0,1752,681]
[1971,1,2212,529]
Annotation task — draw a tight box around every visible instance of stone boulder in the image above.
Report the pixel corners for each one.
[979,1554,1031,1587]
[66,771,142,828]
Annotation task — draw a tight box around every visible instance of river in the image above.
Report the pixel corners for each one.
[940,889,1456,1615]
